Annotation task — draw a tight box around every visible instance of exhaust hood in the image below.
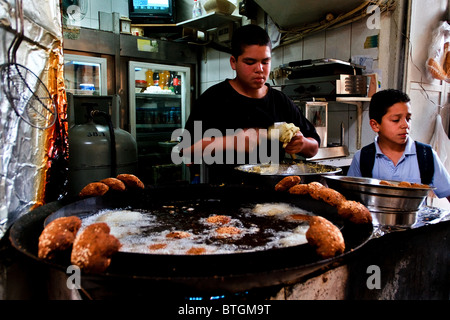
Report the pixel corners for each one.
[254,0,367,29]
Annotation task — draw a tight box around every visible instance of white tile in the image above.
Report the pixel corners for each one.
[99,12,113,31]
[350,19,379,58]
[282,40,303,64]
[303,32,326,60]
[91,0,112,20]
[271,46,283,68]
[112,0,129,17]
[219,51,234,79]
[90,18,99,30]
[198,54,208,83]
[205,48,221,82]
[200,57,208,84]
[78,17,90,29]
[325,25,351,61]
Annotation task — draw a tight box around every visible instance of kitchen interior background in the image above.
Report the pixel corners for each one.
[61,0,450,210]
[0,0,449,301]
[66,0,449,157]
[1,0,449,232]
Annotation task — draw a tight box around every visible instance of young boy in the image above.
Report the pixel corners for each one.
[181,25,320,183]
[347,89,450,202]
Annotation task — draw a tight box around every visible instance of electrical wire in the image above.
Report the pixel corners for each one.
[275,0,397,47]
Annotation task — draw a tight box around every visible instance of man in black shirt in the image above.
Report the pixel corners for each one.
[179,24,320,183]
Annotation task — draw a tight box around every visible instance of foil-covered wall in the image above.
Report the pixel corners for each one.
[0,0,65,239]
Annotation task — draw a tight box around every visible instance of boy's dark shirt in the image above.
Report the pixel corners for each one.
[183,80,320,183]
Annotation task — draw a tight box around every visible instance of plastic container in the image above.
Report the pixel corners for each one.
[135,80,147,88]
[192,0,203,18]
[80,83,95,91]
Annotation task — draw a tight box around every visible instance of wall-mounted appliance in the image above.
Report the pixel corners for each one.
[281,58,367,101]
[128,0,175,24]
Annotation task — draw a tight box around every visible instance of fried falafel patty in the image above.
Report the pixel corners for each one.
[337,200,372,224]
[71,222,121,273]
[116,174,145,189]
[186,247,207,255]
[100,177,126,191]
[288,184,309,195]
[206,215,231,225]
[275,175,301,192]
[166,231,191,239]
[79,182,109,198]
[307,181,325,200]
[215,226,242,238]
[38,216,82,260]
[306,216,345,259]
[316,187,347,207]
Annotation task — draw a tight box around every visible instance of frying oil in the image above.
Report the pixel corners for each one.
[79,202,313,255]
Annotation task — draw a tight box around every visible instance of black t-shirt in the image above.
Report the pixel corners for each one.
[182,80,320,183]
[186,80,319,136]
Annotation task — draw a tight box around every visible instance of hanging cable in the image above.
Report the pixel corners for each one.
[275,0,397,47]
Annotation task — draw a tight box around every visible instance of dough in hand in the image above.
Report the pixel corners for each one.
[269,122,300,148]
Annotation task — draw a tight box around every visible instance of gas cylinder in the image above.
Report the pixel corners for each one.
[67,113,138,197]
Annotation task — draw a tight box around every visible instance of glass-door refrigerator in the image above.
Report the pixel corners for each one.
[64,54,108,95]
[128,61,191,186]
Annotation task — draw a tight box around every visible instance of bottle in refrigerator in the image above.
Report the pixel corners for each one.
[160,70,170,90]
[169,107,176,124]
[169,71,175,92]
[145,69,154,87]
[153,72,159,86]
[174,74,181,94]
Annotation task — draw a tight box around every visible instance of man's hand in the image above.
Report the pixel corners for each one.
[285,131,319,158]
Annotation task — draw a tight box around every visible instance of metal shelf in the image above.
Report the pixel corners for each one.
[136,93,181,99]
[136,124,180,129]
[176,12,241,31]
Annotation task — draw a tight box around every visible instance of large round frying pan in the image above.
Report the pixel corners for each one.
[9,184,373,300]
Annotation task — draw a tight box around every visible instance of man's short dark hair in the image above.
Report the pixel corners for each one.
[231,24,271,59]
[369,89,411,123]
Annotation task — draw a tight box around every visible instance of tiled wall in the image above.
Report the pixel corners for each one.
[64,0,129,29]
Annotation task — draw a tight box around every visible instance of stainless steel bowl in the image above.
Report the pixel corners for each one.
[235,162,342,188]
[325,176,434,227]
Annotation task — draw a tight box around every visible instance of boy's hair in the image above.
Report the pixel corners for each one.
[369,89,411,123]
[231,24,271,59]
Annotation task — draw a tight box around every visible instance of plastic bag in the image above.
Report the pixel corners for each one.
[430,113,450,171]
[426,21,450,82]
